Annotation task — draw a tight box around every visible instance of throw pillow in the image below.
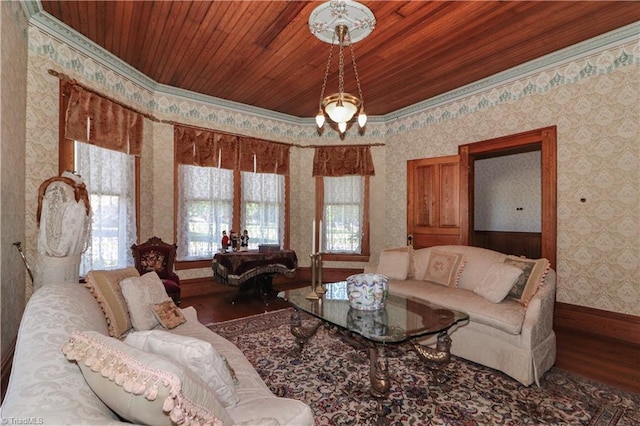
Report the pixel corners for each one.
[62,330,233,426]
[376,248,411,280]
[84,267,140,337]
[120,272,170,331]
[504,255,550,306]
[412,248,431,280]
[423,250,466,287]
[125,330,239,407]
[474,262,524,303]
[151,299,187,329]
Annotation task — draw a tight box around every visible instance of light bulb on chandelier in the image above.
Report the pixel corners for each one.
[309,0,375,136]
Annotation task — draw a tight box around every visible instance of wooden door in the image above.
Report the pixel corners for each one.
[407,155,461,248]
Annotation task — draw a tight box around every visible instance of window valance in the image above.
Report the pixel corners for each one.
[174,126,238,169]
[312,145,375,177]
[64,85,143,156]
[174,125,290,175]
[239,137,290,175]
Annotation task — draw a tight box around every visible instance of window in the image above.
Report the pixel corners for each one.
[173,126,291,264]
[75,141,137,275]
[177,165,233,260]
[176,169,286,260]
[241,171,285,249]
[319,176,370,260]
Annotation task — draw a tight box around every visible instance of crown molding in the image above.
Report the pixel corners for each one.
[23,2,639,128]
[25,5,308,126]
[386,21,640,121]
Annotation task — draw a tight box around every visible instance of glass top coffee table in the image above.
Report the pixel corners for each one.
[281,281,469,423]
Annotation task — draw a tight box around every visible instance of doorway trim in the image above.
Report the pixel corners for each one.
[459,126,557,268]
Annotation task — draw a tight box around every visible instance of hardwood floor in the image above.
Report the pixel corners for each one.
[554,326,640,394]
[180,279,307,324]
[183,282,640,395]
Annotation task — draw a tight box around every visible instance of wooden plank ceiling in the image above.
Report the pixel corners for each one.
[40,1,640,118]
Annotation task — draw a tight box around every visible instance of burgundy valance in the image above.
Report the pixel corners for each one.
[64,85,143,156]
[174,125,290,175]
[174,126,239,169]
[238,137,290,175]
[312,145,375,177]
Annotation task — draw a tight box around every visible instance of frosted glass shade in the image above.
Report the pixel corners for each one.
[357,111,367,127]
[321,93,361,127]
[325,100,358,123]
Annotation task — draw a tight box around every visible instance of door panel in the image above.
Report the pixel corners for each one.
[439,163,459,227]
[407,155,461,249]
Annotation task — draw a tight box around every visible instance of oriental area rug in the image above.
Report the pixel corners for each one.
[208,308,639,426]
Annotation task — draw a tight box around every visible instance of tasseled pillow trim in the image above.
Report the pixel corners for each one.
[452,257,466,289]
[62,331,225,426]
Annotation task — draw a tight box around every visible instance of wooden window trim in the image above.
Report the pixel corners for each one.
[315,175,370,262]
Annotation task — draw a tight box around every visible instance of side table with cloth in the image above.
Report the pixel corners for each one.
[212,250,297,304]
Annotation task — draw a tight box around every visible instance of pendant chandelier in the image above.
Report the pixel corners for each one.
[309,0,376,135]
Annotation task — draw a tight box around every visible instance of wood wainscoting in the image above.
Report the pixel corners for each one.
[554,303,640,394]
[473,230,541,259]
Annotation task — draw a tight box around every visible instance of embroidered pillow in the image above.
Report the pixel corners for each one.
[423,250,465,287]
[62,330,233,426]
[504,256,550,306]
[84,267,140,337]
[151,299,187,329]
[474,262,524,303]
[120,272,169,331]
[376,248,411,280]
[125,330,239,407]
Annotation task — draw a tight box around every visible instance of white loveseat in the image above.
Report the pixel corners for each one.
[371,245,556,386]
[1,280,314,425]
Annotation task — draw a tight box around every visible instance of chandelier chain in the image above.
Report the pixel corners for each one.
[349,41,364,108]
[319,42,335,109]
[338,38,345,97]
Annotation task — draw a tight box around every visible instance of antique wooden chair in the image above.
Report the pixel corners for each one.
[131,237,181,304]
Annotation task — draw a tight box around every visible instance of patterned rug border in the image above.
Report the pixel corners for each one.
[203,307,293,328]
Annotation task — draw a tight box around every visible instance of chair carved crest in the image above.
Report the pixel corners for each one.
[131,236,181,304]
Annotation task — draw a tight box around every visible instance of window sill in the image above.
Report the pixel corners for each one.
[320,253,370,263]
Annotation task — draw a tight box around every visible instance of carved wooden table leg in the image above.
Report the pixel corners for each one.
[369,345,390,425]
[412,331,452,384]
[289,309,323,354]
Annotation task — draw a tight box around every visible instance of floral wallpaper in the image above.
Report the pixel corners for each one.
[383,59,639,315]
[1,1,28,355]
[19,21,640,316]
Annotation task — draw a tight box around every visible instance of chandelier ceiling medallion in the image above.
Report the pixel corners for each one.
[309,0,376,135]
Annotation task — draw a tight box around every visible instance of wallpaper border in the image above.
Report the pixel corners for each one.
[23,6,640,140]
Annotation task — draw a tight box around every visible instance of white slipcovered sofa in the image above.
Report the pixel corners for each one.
[370,245,556,386]
[1,270,314,425]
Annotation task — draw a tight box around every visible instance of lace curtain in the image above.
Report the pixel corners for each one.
[76,142,137,275]
[323,176,364,253]
[241,172,284,249]
[177,165,234,259]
